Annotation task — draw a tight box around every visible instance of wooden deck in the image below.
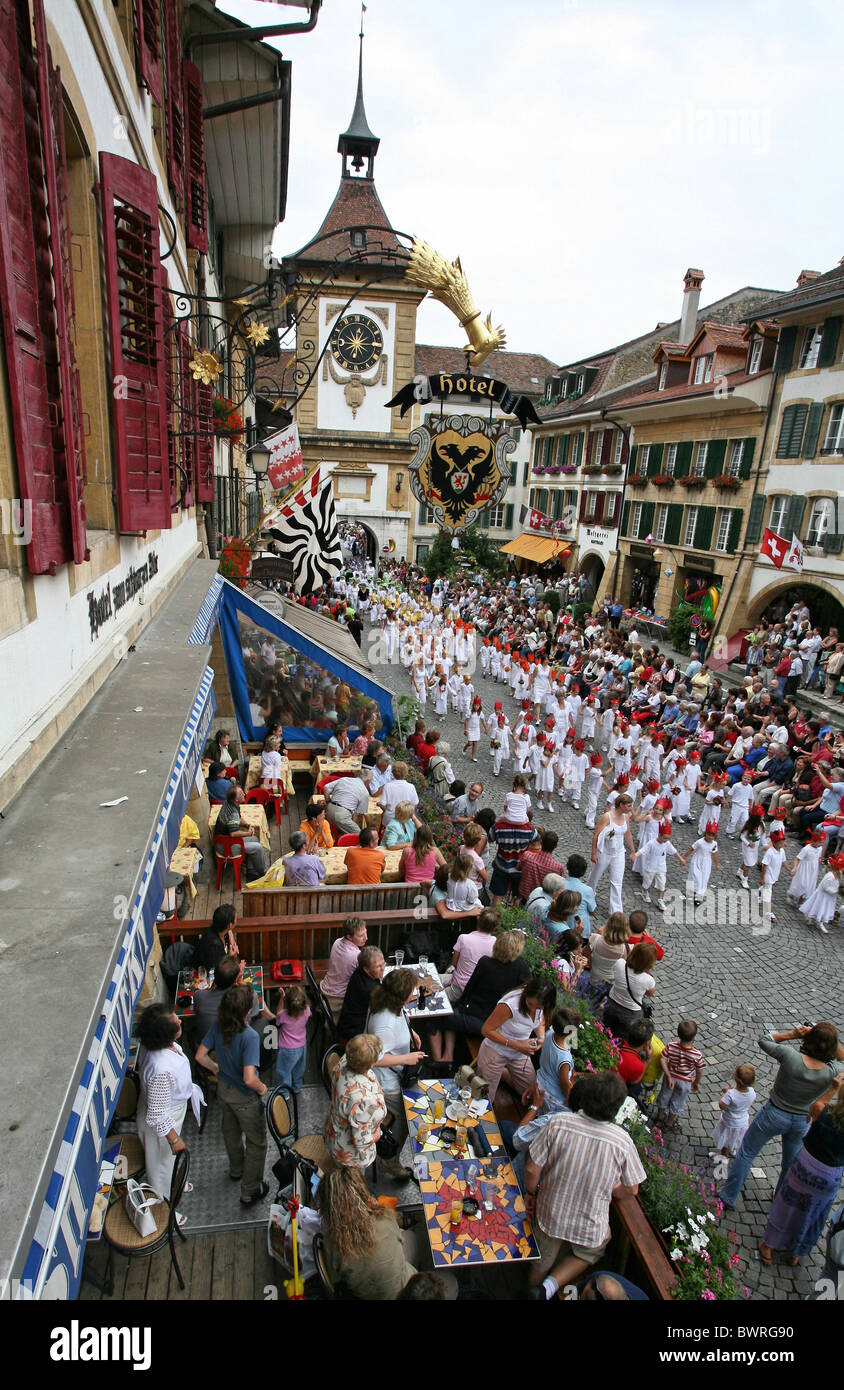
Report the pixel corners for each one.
[81,1226,284,1302]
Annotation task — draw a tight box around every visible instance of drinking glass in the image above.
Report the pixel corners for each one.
[394,949,405,968]
[450,1197,463,1227]
[418,953,428,971]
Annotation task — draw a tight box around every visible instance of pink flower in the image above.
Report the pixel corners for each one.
[701,1289,716,1300]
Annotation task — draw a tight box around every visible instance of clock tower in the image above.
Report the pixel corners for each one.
[287,37,425,561]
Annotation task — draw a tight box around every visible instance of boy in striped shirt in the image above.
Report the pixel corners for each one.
[655,1020,705,1132]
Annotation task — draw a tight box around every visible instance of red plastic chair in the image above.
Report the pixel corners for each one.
[317,772,345,797]
[222,766,240,781]
[213,835,245,890]
[335,833,360,847]
[261,777,289,820]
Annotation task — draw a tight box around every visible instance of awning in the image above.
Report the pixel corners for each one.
[500,533,572,563]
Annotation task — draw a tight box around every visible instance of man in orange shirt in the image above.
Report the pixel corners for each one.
[344,826,386,885]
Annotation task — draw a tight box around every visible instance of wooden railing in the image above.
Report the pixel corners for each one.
[610,1191,676,1300]
[240,881,431,919]
[161,907,432,965]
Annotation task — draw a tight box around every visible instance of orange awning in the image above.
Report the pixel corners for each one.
[500,533,572,563]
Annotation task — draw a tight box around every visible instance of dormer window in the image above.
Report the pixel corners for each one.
[350,229,367,250]
[692,353,713,385]
[576,373,585,393]
[748,338,763,375]
[658,363,667,391]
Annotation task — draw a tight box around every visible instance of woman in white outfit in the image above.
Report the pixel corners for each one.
[590,794,635,915]
[137,1003,204,1214]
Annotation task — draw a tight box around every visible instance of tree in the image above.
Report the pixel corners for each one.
[460,522,507,578]
[423,529,457,582]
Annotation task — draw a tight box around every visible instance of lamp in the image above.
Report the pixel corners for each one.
[394,472,403,493]
[248,440,271,477]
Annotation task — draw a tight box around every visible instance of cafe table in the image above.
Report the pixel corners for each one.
[414,1156,539,1268]
[312,754,363,784]
[384,961,453,1020]
[208,801,271,851]
[311,790,382,830]
[318,845,401,884]
[244,754,295,794]
[175,964,264,1019]
[168,844,201,901]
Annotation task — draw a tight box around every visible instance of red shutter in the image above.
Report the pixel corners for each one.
[584,432,594,468]
[183,60,208,253]
[194,378,214,502]
[175,322,199,510]
[0,0,76,573]
[159,267,180,510]
[135,0,162,105]
[599,430,610,467]
[99,151,170,533]
[594,491,605,522]
[578,490,588,521]
[33,0,88,563]
[619,433,629,469]
[163,0,184,208]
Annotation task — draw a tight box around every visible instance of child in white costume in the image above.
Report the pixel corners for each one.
[758,828,789,925]
[698,786,724,835]
[686,823,721,902]
[599,703,617,752]
[580,698,597,743]
[565,740,590,809]
[487,707,511,777]
[535,740,557,813]
[432,675,449,719]
[479,640,491,678]
[799,855,842,934]
[725,772,754,836]
[447,667,463,712]
[583,754,604,830]
[513,728,533,777]
[464,696,483,761]
[788,832,824,906]
[458,674,474,720]
[737,809,765,889]
[711,1067,757,1157]
[639,822,687,911]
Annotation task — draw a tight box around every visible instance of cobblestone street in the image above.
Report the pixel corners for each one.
[368,624,844,1300]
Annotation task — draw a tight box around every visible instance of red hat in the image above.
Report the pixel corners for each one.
[503,644,511,653]
[550,669,558,680]
[828,852,844,869]
[656,796,673,809]
[494,700,503,711]
[630,762,640,776]
[615,773,629,787]
[524,712,534,724]
[658,821,672,837]
[590,752,603,767]
[565,728,575,741]
[473,695,482,708]
[769,827,785,842]
[771,806,787,820]
[574,738,586,752]
[483,636,490,646]
[497,714,506,727]
[671,734,684,746]
[493,638,501,649]
[521,698,531,710]
[807,828,826,843]
[619,719,630,733]
[545,716,556,730]
[675,756,687,769]
[646,777,660,793]
[688,750,701,762]
[585,695,595,706]
[705,820,719,835]
[712,770,729,784]
[749,802,765,818]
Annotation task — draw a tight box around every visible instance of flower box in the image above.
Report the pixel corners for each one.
[651,475,675,488]
[559,464,578,475]
[677,474,707,488]
[213,394,245,440]
[627,474,649,487]
[532,466,547,477]
[710,474,741,490]
[583,465,601,475]
[604,465,624,475]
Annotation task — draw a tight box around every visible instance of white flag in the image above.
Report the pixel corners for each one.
[783,533,804,572]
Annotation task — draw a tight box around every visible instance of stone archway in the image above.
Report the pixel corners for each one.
[579,551,606,605]
[746,575,844,632]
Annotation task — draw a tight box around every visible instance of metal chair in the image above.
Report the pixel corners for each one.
[103,1147,191,1292]
[312,1233,340,1300]
[321,1042,344,1097]
[108,1131,145,1184]
[114,1071,139,1123]
[305,965,339,1049]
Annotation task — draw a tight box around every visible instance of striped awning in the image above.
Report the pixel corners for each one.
[500,533,572,562]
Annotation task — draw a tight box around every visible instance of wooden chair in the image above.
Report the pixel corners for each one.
[305,965,338,1050]
[114,1071,139,1123]
[312,1233,342,1300]
[103,1148,191,1292]
[321,1042,344,1097]
[108,1131,145,1184]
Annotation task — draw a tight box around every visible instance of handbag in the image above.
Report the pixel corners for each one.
[625,962,654,1021]
[123,1179,164,1238]
[375,1121,399,1159]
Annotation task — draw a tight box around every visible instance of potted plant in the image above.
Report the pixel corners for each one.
[627,474,649,488]
[218,536,252,589]
[605,464,624,475]
[678,473,706,488]
[710,474,741,490]
[651,474,675,488]
[560,463,578,475]
[213,395,245,440]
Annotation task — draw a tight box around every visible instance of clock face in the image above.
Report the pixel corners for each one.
[330,312,384,373]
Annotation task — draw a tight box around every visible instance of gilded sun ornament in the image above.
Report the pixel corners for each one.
[245,321,270,347]
[189,350,222,385]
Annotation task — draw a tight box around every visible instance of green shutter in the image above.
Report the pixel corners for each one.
[552,490,564,520]
[533,436,542,465]
[707,438,727,477]
[776,403,809,458]
[418,502,427,525]
[695,506,716,551]
[621,500,630,536]
[786,496,806,537]
[648,442,664,475]
[629,444,638,474]
[745,493,767,544]
[802,403,824,459]
[818,316,842,369]
[523,459,529,486]
[665,503,683,545]
[558,434,570,466]
[823,531,844,554]
[504,503,514,529]
[740,437,755,480]
[727,508,744,551]
[774,325,797,373]
[479,509,490,529]
[675,441,692,477]
[543,437,554,466]
[641,501,655,534]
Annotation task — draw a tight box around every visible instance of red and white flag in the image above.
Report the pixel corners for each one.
[529,508,545,530]
[760,528,788,569]
[261,469,342,595]
[265,420,304,492]
[783,532,805,573]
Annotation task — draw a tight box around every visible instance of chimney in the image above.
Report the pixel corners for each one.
[680,268,704,345]
[796,269,821,287]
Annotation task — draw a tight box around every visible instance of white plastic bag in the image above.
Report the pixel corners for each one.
[124,1179,164,1238]
[267,1202,321,1280]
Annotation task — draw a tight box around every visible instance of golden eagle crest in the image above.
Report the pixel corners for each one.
[408,415,514,532]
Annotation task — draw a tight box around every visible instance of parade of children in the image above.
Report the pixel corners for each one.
[296,552,844,1300]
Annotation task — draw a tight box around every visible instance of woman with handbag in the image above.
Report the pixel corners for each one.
[136,1003,204,1223]
[367,969,425,1181]
[325,1033,387,1170]
[602,942,658,1040]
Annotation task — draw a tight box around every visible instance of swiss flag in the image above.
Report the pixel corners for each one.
[529,508,544,530]
[760,528,787,569]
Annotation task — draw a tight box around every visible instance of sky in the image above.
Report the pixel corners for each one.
[221,0,843,367]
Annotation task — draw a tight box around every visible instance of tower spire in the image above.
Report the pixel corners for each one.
[338,7,379,178]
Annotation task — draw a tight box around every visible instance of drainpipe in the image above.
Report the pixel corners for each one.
[202,55,289,120]
[708,373,779,655]
[185,0,322,61]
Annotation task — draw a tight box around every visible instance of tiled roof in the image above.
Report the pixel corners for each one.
[536,374,659,426]
[610,366,760,411]
[691,321,749,351]
[656,340,691,360]
[414,345,558,397]
[744,263,844,319]
[295,176,405,265]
